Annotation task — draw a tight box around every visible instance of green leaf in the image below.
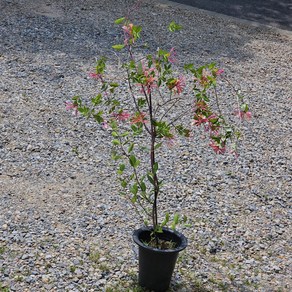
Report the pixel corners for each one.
[174,214,179,224]
[112,139,120,146]
[154,142,162,150]
[129,60,136,69]
[96,57,106,75]
[161,213,170,227]
[240,103,249,112]
[129,155,140,168]
[129,155,136,167]
[114,17,125,24]
[93,111,104,123]
[111,99,121,107]
[110,82,119,88]
[112,131,119,138]
[131,124,137,131]
[211,135,221,143]
[112,44,125,51]
[119,164,126,171]
[132,25,142,40]
[121,180,127,188]
[72,95,81,105]
[153,162,158,174]
[140,181,146,192]
[101,82,108,92]
[147,173,154,185]
[131,123,143,136]
[78,106,91,118]
[176,125,191,137]
[111,151,122,161]
[137,98,146,107]
[168,21,182,32]
[131,194,137,203]
[128,143,134,153]
[184,63,194,72]
[183,215,188,223]
[158,49,169,57]
[147,54,153,67]
[155,121,172,138]
[155,226,163,233]
[91,94,102,106]
[171,214,180,230]
[208,62,216,70]
[130,183,138,195]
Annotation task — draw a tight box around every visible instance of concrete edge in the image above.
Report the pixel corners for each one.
[158,0,292,38]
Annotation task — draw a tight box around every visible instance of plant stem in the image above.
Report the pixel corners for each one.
[149,91,159,245]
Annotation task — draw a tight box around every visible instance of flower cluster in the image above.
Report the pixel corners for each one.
[167,75,186,94]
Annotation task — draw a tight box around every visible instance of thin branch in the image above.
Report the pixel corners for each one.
[125,191,152,218]
[159,96,184,122]
[126,70,151,135]
[168,104,193,127]
[214,86,223,117]
[118,135,153,205]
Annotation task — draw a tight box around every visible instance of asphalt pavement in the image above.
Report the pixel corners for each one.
[170,0,292,31]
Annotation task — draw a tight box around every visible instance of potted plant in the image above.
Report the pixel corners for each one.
[66,17,251,291]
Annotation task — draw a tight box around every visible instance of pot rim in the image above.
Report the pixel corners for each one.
[133,226,188,253]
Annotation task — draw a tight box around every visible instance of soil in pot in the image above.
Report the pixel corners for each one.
[133,227,187,292]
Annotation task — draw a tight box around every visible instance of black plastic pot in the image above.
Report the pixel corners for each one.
[133,227,187,291]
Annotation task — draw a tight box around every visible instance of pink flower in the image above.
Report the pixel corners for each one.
[122,23,133,36]
[215,69,224,76]
[193,114,209,126]
[168,47,177,63]
[209,140,226,154]
[130,112,147,124]
[112,111,131,121]
[138,64,157,94]
[195,101,209,111]
[122,23,134,45]
[101,121,110,129]
[234,110,252,121]
[174,76,186,94]
[245,111,252,120]
[89,72,102,80]
[199,76,209,86]
[145,75,156,88]
[65,101,78,116]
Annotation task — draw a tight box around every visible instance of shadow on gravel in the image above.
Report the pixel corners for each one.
[0,0,261,64]
[171,0,292,31]
[0,7,106,59]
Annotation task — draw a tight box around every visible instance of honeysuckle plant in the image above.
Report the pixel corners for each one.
[66,17,251,244]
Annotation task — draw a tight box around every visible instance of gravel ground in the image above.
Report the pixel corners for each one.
[0,0,291,291]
